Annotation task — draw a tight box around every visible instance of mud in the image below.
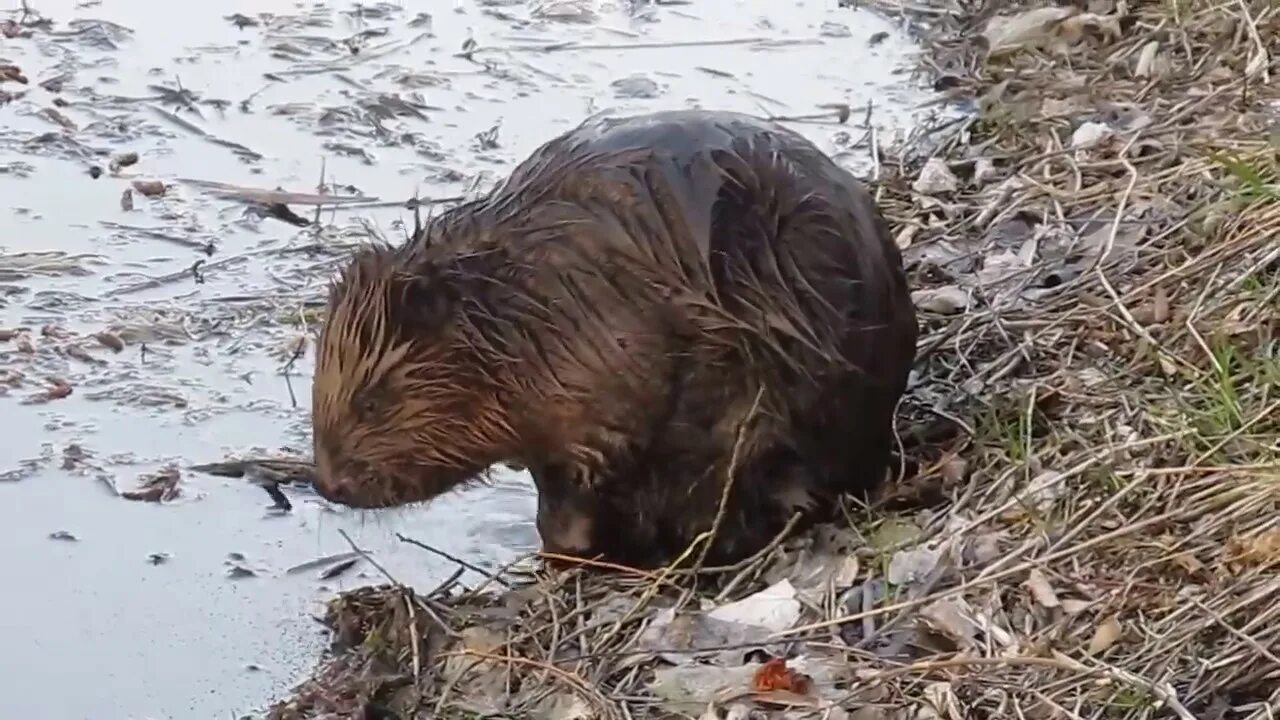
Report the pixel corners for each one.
[0,0,932,716]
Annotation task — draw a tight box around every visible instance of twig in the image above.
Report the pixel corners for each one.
[441,649,619,720]
[692,385,766,572]
[461,36,808,57]
[336,529,458,639]
[397,532,512,588]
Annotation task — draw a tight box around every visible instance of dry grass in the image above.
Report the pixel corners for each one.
[261,0,1279,718]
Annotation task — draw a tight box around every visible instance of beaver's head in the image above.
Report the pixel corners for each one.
[310,244,514,509]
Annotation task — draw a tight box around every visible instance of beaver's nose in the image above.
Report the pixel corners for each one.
[314,479,351,504]
[310,459,355,505]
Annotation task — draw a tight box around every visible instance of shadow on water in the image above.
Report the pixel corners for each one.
[0,0,935,716]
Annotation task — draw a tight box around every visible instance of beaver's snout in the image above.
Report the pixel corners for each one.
[311,468,368,507]
[313,477,351,504]
[311,451,379,508]
[311,448,475,509]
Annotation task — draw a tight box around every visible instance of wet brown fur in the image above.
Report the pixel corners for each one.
[311,109,919,569]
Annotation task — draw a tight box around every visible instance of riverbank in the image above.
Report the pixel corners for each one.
[262,1,1279,718]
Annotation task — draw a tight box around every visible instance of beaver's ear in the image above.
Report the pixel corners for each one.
[396,270,457,333]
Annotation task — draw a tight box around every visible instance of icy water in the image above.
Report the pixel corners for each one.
[0,0,932,717]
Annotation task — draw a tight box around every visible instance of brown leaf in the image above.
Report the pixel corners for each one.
[1153,285,1170,323]
[751,656,815,697]
[0,63,28,84]
[93,332,126,352]
[1025,568,1060,608]
[1061,599,1092,615]
[1054,12,1122,47]
[982,7,1078,55]
[109,151,140,173]
[37,106,77,131]
[63,344,105,366]
[1169,550,1205,575]
[1086,614,1123,655]
[132,179,167,197]
[46,380,72,399]
[911,286,970,314]
[22,378,73,404]
[919,597,979,650]
[1223,528,1280,574]
[912,158,960,194]
[1134,40,1161,78]
[121,464,182,503]
[941,458,967,485]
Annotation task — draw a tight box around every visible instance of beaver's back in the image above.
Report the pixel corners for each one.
[492,109,890,274]
[458,108,907,366]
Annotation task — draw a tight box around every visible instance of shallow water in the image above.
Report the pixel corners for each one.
[0,0,933,717]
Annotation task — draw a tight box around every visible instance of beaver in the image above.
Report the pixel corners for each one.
[310,109,918,569]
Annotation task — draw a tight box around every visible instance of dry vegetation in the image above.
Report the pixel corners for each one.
[263,0,1279,718]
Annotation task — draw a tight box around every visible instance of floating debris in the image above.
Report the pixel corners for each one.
[130,179,166,197]
[285,551,365,576]
[21,377,73,404]
[120,464,182,503]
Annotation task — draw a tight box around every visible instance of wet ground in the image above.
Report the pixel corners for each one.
[0,0,933,717]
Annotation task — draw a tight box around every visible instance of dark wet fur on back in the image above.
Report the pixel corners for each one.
[311,109,919,568]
